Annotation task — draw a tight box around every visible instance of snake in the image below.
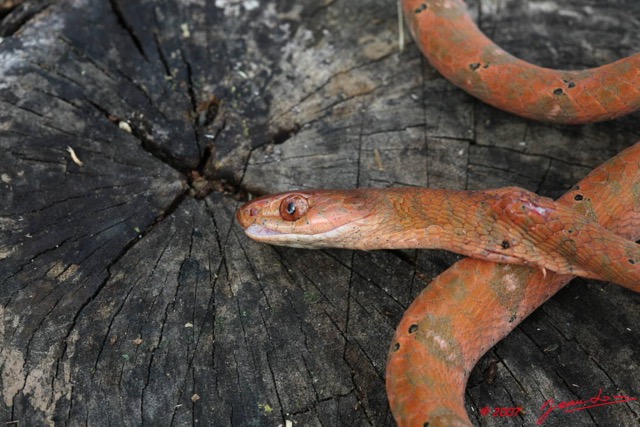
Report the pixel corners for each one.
[237,144,640,425]
[236,0,640,425]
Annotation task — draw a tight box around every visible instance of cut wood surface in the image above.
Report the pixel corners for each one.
[0,0,638,425]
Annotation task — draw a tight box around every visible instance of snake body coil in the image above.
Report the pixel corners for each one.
[402,0,640,124]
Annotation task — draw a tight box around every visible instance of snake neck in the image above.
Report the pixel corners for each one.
[353,187,502,252]
[352,187,575,274]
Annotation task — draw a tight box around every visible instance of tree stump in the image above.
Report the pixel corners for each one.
[0,0,638,425]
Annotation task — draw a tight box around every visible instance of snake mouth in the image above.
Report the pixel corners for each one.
[244,221,367,249]
[244,224,283,239]
[244,224,323,249]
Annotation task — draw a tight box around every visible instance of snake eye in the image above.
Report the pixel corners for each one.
[279,195,308,221]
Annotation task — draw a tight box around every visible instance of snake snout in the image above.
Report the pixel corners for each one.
[236,201,262,228]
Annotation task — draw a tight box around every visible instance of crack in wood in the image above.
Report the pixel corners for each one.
[107,0,148,61]
[0,0,54,37]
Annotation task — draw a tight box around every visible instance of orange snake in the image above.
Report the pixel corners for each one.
[237,0,640,425]
[236,151,640,425]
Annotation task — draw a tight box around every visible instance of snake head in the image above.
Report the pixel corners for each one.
[235,189,373,249]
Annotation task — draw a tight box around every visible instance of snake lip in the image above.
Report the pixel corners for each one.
[245,224,282,239]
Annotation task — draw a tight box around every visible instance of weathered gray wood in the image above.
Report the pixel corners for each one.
[0,0,638,426]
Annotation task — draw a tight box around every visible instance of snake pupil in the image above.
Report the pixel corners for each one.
[287,202,296,215]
